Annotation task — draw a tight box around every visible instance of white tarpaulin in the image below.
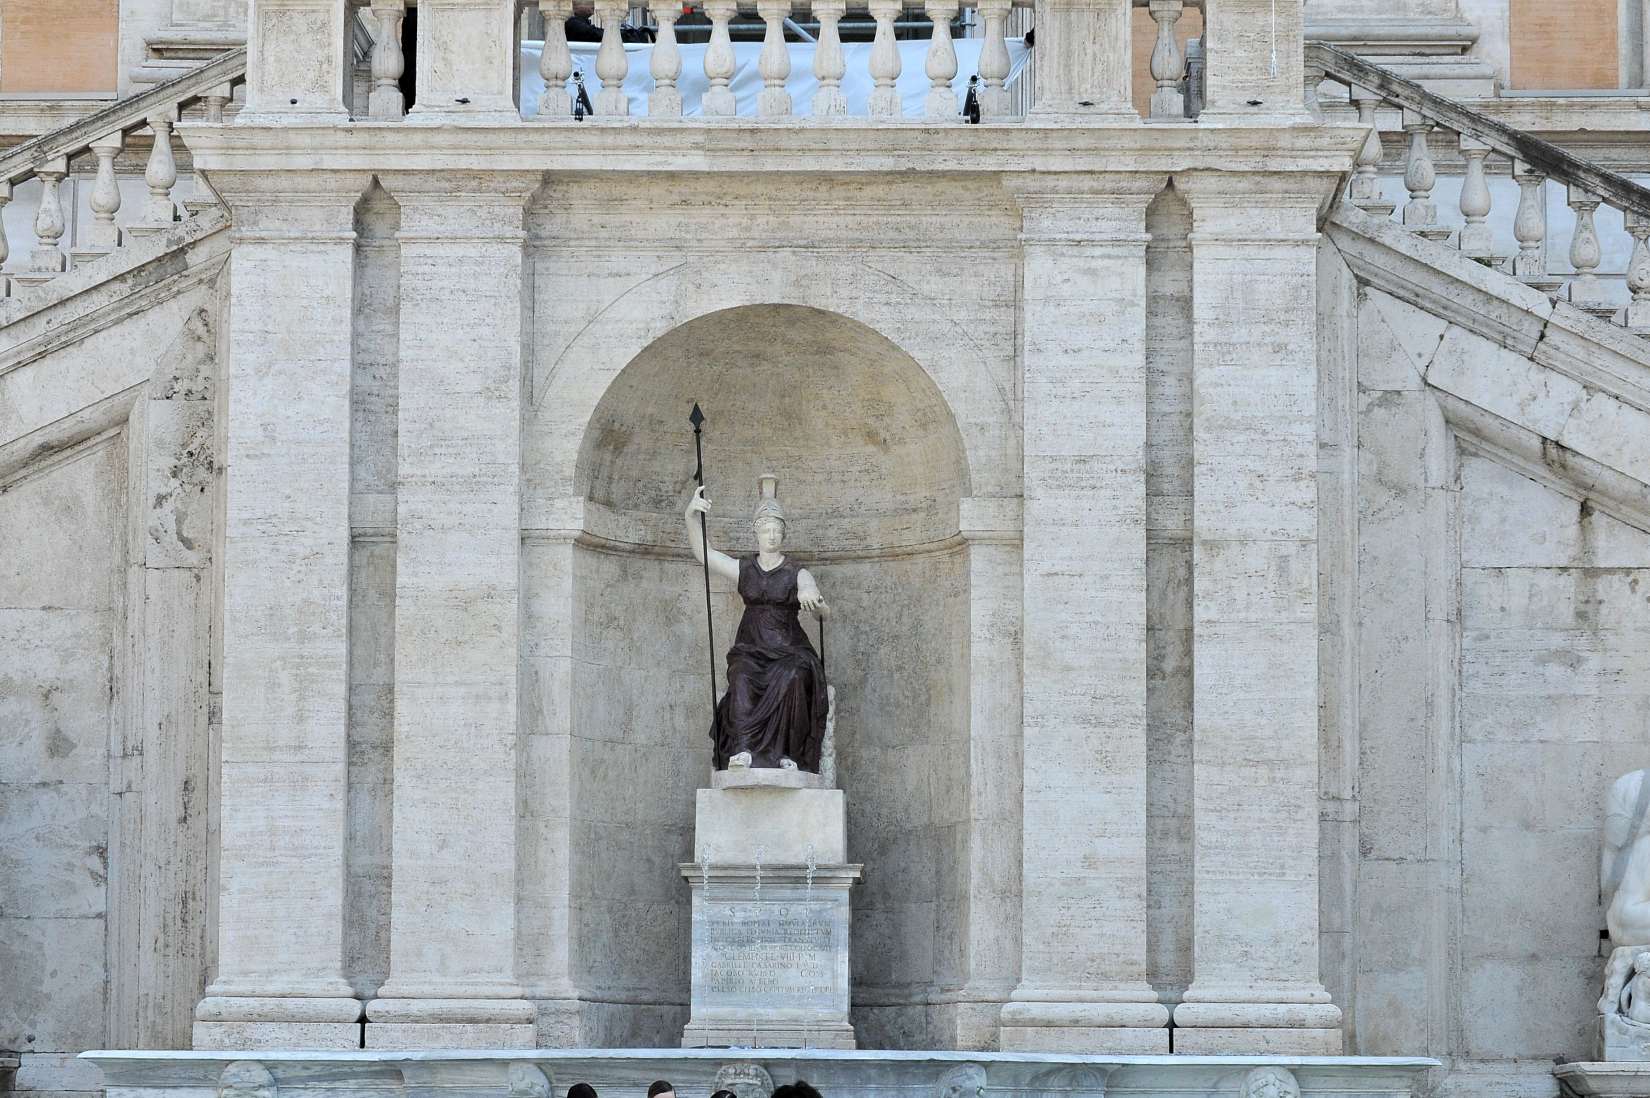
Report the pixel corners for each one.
[519,38,1029,119]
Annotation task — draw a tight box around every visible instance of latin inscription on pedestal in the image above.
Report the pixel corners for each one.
[694,898,845,1015]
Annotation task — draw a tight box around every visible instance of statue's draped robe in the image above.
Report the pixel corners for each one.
[711,555,828,771]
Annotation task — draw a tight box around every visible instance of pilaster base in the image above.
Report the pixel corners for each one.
[1000,999,1171,1053]
[1000,1025,1169,1053]
[1172,1027,1344,1054]
[366,1022,536,1049]
[192,1021,361,1050]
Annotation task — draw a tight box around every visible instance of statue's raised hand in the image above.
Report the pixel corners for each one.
[686,485,711,516]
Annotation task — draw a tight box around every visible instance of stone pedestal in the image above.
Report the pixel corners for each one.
[679,775,861,1049]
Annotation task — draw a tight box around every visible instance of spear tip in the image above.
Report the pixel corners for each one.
[689,402,705,428]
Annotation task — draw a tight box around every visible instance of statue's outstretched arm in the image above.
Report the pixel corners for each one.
[685,486,739,584]
[797,568,829,618]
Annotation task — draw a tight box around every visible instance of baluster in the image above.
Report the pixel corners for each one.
[1147,0,1185,120]
[1401,109,1447,241]
[1347,87,1394,216]
[1302,59,1325,118]
[975,0,1011,118]
[28,157,70,277]
[142,108,179,227]
[812,0,848,116]
[703,0,738,117]
[757,0,793,117]
[537,0,574,118]
[1457,135,1493,261]
[82,132,125,258]
[1512,160,1552,287]
[1565,184,1610,315]
[650,0,684,116]
[594,0,630,116]
[368,0,407,120]
[0,181,12,296]
[203,83,234,123]
[923,0,960,119]
[867,0,903,118]
[1626,211,1650,333]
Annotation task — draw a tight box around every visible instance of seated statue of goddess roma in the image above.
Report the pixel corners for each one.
[684,475,830,774]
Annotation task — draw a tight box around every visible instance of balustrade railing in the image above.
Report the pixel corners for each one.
[0,47,245,301]
[1309,42,1650,334]
[358,0,1205,123]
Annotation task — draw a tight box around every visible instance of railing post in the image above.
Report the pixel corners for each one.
[1511,160,1552,288]
[29,157,70,276]
[84,131,126,255]
[813,0,850,117]
[867,0,904,118]
[203,83,235,123]
[1028,0,1134,120]
[650,1,685,117]
[757,0,795,117]
[1457,135,1494,261]
[1565,184,1610,315]
[243,0,350,120]
[1347,86,1394,217]
[1303,57,1325,117]
[702,0,739,117]
[143,107,181,227]
[536,0,574,119]
[0,182,11,295]
[1400,109,1447,241]
[1627,210,1650,333]
[1201,0,1306,120]
[1147,0,1185,120]
[593,0,631,116]
[409,0,520,121]
[923,0,961,120]
[976,0,1014,117]
[368,0,407,120]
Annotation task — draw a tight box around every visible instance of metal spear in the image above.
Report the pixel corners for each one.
[689,403,718,714]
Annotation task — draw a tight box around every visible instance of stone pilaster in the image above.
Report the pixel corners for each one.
[364,173,541,1048]
[241,0,350,121]
[999,175,1171,1054]
[1172,170,1342,1055]
[951,497,1024,1048]
[1028,0,1136,121]
[1201,0,1307,121]
[193,171,371,1050]
[409,0,523,122]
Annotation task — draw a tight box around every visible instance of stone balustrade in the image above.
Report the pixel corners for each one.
[1310,41,1650,334]
[357,0,1209,123]
[0,47,245,300]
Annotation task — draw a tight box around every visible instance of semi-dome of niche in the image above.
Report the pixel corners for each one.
[576,304,969,555]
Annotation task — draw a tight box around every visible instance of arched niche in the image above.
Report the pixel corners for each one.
[561,304,973,1046]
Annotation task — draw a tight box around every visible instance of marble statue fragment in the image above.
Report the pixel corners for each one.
[1599,768,1650,1057]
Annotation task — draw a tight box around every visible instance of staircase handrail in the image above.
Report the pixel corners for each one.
[0,46,247,187]
[1307,40,1650,218]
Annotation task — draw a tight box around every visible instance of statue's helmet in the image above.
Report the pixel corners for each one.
[752,474,785,529]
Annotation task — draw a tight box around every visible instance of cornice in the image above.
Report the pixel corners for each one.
[179,118,1367,177]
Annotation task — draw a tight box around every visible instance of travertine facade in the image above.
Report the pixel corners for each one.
[4,3,1650,1098]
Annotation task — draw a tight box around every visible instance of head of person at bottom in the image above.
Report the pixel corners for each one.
[772,1082,824,1098]
[648,1083,675,1098]
[567,1085,597,1098]
[711,1090,737,1098]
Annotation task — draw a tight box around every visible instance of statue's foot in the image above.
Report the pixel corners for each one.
[728,751,752,770]
[780,757,799,770]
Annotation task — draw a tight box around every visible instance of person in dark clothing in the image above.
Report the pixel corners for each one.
[647,1084,675,1098]
[771,1084,825,1098]
[567,1086,598,1098]
[565,1,656,42]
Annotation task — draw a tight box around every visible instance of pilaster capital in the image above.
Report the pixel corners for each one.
[1173,170,1332,244]
[376,170,543,243]
[205,170,373,242]
[1005,172,1167,244]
